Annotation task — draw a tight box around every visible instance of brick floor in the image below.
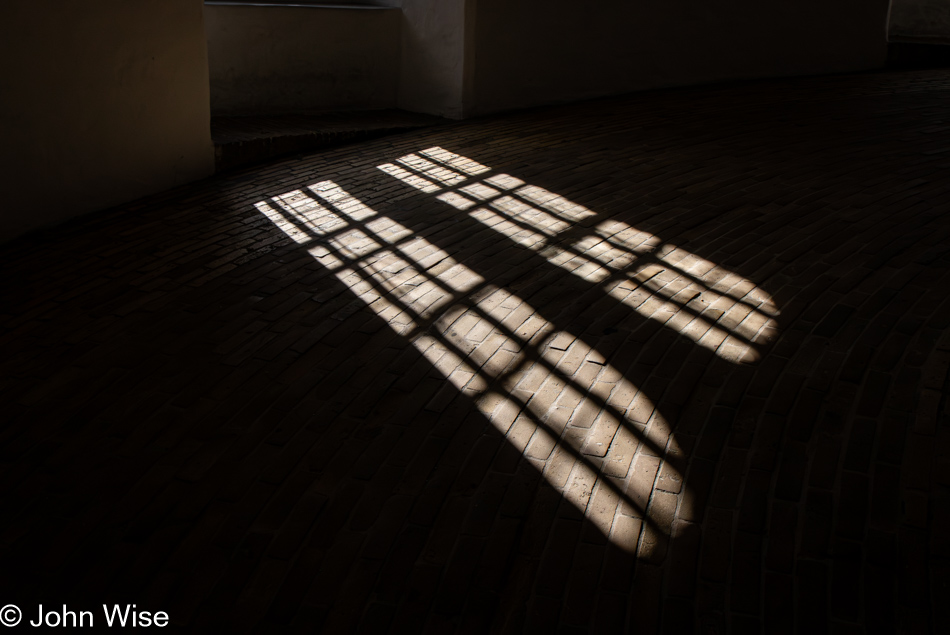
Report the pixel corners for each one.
[2,69,950,633]
[211,109,444,172]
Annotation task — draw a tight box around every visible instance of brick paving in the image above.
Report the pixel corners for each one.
[2,69,950,633]
[211,110,444,172]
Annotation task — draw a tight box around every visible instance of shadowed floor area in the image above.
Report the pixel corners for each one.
[211,109,445,172]
[2,69,950,633]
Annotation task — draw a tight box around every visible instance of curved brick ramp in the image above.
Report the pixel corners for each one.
[1,70,949,633]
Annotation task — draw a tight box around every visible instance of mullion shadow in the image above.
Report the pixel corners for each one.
[251,143,780,632]
[264,188,679,530]
[388,152,777,346]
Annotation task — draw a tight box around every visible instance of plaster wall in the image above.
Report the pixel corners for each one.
[205,4,401,115]
[0,0,214,243]
[889,0,950,43]
[398,0,473,119]
[472,0,891,115]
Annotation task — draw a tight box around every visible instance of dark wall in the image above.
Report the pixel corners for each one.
[472,0,891,115]
[889,0,950,43]
[0,1,214,242]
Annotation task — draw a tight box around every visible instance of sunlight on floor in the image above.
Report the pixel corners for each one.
[381,148,779,363]
[254,147,780,552]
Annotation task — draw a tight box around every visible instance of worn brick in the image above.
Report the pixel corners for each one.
[3,69,950,634]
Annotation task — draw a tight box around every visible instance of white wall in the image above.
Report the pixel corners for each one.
[0,0,898,242]
[889,0,950,43]
[205,1,474,119]
[471,0,891,115]
[206,4,401,115]
[397,0,474,119]
[0,0,215,243]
